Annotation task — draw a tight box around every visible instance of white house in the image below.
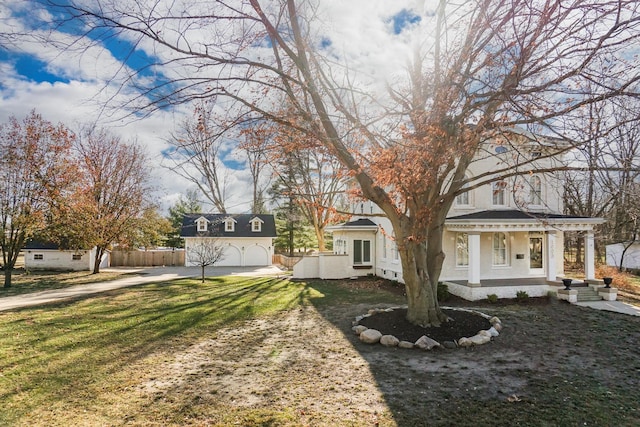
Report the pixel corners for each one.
[23,241,110,271]
[606,242,640,271]
[181,213,276,267]
[294,134,606,300]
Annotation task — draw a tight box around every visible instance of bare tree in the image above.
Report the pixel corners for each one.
[187,240,226,283]
[238,122,270,214]
[164,100,230,213]
[564,99,640,265]
[37,0,640,326]
[245,117,348,251]
[0,111,75,287]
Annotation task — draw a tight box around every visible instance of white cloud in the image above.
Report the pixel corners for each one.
[1,0,439,215]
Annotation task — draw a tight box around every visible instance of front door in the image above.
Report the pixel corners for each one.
[529,237,544,274]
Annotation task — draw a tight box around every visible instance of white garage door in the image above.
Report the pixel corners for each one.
[245,245,269,266]
[218,246,242,266]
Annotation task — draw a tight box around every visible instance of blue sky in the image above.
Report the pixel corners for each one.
[0,0,426,212]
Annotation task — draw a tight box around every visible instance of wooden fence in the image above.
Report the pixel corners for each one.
[272,254,303,269]
[111,249,185,267]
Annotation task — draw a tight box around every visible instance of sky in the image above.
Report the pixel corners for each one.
[0,0,429,214]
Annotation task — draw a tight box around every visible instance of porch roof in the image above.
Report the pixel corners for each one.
[326,218,379,232]
[445,209,604,232]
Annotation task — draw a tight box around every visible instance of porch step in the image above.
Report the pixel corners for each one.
[575,286,602,302]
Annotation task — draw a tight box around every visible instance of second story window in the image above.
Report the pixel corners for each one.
[224,218,235,232]
[455,176,471,206]
[197,218,208,232]
[250,217,263,232]
[529,176,542,205]
[492,180,507,206]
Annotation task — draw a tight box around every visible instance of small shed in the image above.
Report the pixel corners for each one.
[23,241,110,271]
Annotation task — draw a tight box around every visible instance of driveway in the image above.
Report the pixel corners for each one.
[0,265,285,312]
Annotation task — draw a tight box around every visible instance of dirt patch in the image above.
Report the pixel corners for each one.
[130,282,640,426]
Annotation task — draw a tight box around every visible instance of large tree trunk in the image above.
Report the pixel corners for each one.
[400,218,450,327]
[315,226,326,252]
[390,207,450,327]
[3,268,12,288]
[2,244,20,288]
[92,247,104,274]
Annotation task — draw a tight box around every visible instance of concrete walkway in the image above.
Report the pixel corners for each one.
[575,300,640,316]
[0,265,285,312]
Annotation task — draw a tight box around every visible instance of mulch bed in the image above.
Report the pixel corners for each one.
[357,307,491,343]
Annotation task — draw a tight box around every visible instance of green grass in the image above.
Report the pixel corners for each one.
[1,274,639,426]
[0,275,398,426]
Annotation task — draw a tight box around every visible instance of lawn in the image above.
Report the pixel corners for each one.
[0,275,639,426]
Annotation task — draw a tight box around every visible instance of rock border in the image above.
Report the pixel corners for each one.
[352,305,502,350]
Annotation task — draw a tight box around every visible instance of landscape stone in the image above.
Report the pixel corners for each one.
[359,329,382,344]
[380,335,400,347]
[352,325,368,335]
[457,337,473,347]
[442,341,457,349]
[487,327,499,337]
[469,334,491,345]
[415,335,441,350]
[492,322,502,332]
[398,341,415,349]
[489,316,501,325]
[478,330,492,337]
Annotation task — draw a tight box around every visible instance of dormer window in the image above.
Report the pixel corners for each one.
[196,217,209,232]
[224,217,236,232]
[250,217,264,232]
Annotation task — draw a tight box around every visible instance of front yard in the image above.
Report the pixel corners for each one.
[0,275,639,426]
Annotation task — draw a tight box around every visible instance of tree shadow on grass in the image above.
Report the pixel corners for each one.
[303,279,640,426]
[3,277,640,426]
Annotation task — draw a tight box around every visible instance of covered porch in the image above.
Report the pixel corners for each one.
[444,210,605,290]
[444,277,554,301]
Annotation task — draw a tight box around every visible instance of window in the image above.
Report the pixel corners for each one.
[382,236,387,259]
[456,190,469,206]
[529,176,542,205]
[335,239,347,254]
[353,239,371,265]
[392,242,399,261]
[34,254,44,260]
[456,233,469,267]
[492,232,508,265]
[196,218,208,232]
[72,254,82,261]
[455,175,471,206]
[251,219,262,232]
[224,219,235,232]
[492,181,507,206]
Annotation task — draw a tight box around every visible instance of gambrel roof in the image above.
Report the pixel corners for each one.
[180,213,277,238]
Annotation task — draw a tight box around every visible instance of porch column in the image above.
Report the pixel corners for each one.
[584,231,596,280]
[545,231,557,282]
[468,232,481,286]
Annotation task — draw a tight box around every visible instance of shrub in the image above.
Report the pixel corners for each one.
[516,290,529,302]
[437,282,450,302]
[486,294,498,303]
[595,264,631,290]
